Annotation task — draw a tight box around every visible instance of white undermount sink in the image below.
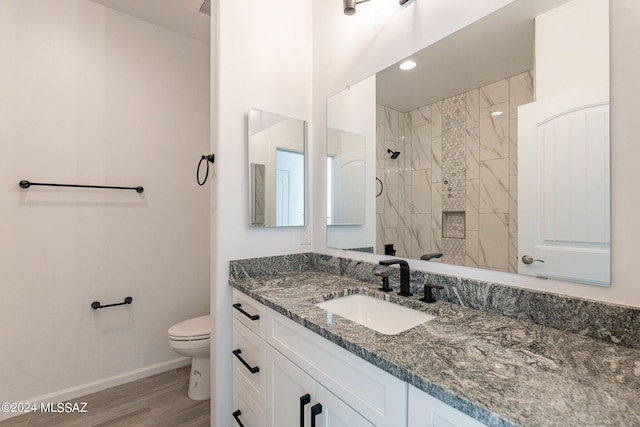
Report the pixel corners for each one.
[316,294,435,335]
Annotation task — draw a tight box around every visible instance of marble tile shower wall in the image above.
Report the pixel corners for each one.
[376,71,534,272]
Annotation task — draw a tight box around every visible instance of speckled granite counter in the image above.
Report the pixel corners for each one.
[229,253,640,427]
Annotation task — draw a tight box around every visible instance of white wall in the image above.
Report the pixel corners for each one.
[212,0,312,423]
[0,0,210,415]
[312,0,640,307]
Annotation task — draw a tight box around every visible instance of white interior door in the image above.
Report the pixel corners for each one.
[518,85,610,285]
[331,149,366,225]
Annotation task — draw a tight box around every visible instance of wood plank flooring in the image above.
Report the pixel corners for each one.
[0,366,210,427]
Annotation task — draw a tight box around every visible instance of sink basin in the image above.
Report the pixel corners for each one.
[316,294,434,335]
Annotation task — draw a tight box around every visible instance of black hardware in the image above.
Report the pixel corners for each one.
[232,349,260,374]
[420,283,444,304]
[197,154,215,186]
[374,269,391,292]
[300,393,311,427]
[91,297,133,310]
[232,303,260,321]
[232,410,245,427]
[384,244,396,256]
[376,177,383,197]
[379,259,412,297]
[20,180,143,193]
[310,403,322,427]
[420,252,443,261]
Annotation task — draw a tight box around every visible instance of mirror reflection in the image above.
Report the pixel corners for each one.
[249,108,306,227]
[326,0,610,285]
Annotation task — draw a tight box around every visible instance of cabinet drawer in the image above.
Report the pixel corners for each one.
[233,318,267,410]
[408,385,485,427]
[233,378,266,427]
[266,309,406,427]
[233,289,266,337]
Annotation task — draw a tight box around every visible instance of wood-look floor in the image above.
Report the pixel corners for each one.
[0,366,210,427]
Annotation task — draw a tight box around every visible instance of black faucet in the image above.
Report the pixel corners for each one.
[378,259,412,296]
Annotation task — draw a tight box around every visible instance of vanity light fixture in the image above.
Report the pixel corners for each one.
[344,0,413,16]
[399,60,417,71]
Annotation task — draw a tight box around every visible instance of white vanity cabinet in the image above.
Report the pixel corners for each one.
[408,385,485,427]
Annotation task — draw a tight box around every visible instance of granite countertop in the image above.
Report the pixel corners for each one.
[230,269,640,427]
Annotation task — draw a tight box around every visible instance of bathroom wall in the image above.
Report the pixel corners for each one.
[0,0,209,415]
[212,0,313,423]
[311,0,640,307]
[377,70,534,273]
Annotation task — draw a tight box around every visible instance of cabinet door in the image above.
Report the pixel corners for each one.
[267,345,315,427]
[408,385,485,427]
[314,382,374,427]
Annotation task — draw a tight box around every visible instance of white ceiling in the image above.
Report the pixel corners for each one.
[90,0,211,44]
[376,0,571,112]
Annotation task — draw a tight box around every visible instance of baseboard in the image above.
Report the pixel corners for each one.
[0,357,191,421]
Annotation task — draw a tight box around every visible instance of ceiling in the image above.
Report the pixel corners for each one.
[90,0,211,44]
[376,0,571,112]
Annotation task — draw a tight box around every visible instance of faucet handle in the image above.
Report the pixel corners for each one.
[420,283,444,303]
[374,268,391,292]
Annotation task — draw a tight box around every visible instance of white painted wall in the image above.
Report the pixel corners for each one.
[0,0,210,416]
[535,0,609,101]
[311,0,640,307]
[212,0,312,423]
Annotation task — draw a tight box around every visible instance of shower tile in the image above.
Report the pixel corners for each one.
[466,127,480,179]
[383,228,399,252]
[431,136,442,183]
[509,70,534,118]
[411,104,432,128]
[479,158,509,214]
[384,107,399,142]
[431,223,443,252]
[509,118,518,176]
[403,112,413,145]
[466,178,480,231]
[465,89,480,129]
[432,101,443,137]
[479,101,510,161]
[404,184,413,220]
[410,213,431,259]
[411,169,432,214]
[376,104,384,124]
[508,231,518,273]
[466,230,480,267]
[384,184,399,227]
[384,153,400,185]
[431,184,443,229]
[412,124,432,170]
[509,174,518,232]
[376,123,385,168]
[376,213,385,253]
[479,78,509,108]
[478,213,509,270]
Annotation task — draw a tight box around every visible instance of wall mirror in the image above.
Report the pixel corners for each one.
[326,0,610,285]
[249,108,307,227]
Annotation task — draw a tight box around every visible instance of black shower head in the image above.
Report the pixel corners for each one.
[387,149,400,159]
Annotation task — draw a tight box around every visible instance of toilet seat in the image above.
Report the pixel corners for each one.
[168,314,210,341]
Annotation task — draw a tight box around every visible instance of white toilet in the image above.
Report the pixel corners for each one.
[168,314,211,400]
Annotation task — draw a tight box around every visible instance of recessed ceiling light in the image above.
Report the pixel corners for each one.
[399,60,417,71]
[491,111,504,117]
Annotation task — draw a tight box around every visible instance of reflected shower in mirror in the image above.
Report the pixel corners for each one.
[248,108,307,227]
[326,0,610,285]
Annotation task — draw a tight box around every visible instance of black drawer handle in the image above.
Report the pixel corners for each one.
[300,393,311,427]
[311,403,322,427]
[232,349,260,374]
[233,303,260,321]
[232,409,245,427]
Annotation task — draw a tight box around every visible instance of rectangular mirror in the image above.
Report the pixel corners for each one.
[326,0,610,285]
[249,108,307,227]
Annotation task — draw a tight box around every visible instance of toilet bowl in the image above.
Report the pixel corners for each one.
[168,314,211,400]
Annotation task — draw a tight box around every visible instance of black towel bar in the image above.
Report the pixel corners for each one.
[91,297,133,310]
[19,180,143,193]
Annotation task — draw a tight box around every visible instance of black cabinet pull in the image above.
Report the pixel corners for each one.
[233,303,260,321]
[311,403,322,427]
[232,349,260,374]
[232,409,245,427]
[300,393,311,427]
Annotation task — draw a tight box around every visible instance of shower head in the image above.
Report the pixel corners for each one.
[343,0,370,15]
[387,149,401,159]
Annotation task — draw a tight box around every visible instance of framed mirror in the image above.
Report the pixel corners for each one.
[248,108,307,227]
[326,0,610,285]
